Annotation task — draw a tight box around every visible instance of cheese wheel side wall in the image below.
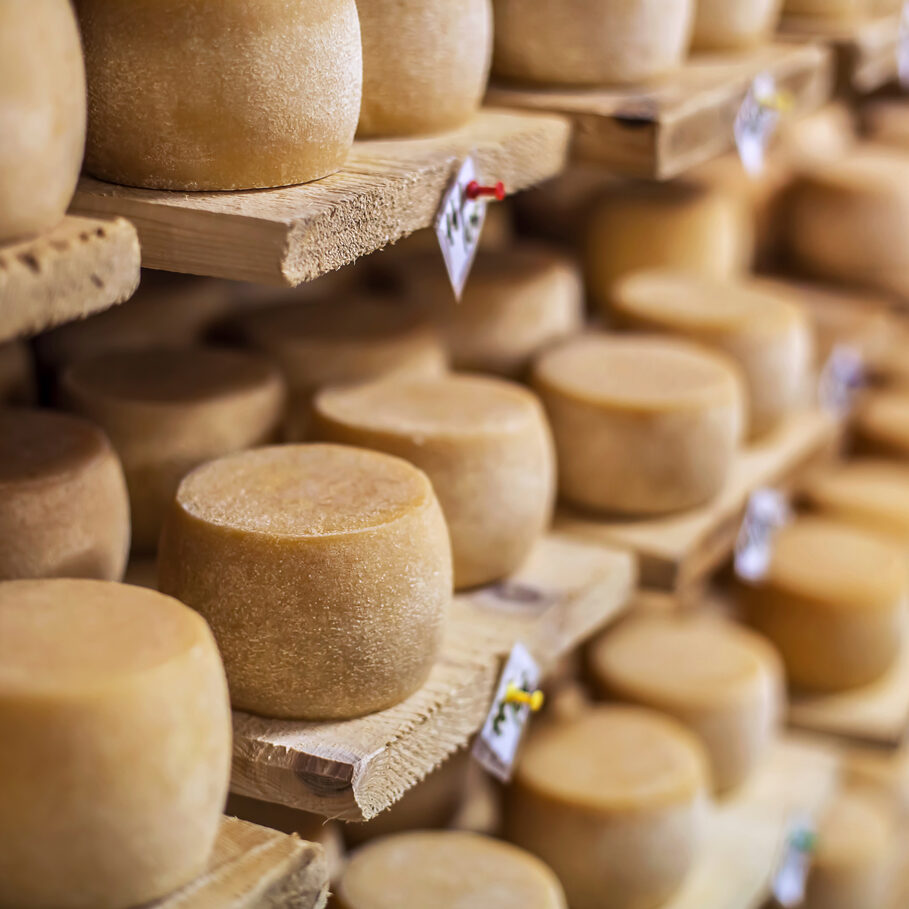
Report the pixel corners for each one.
[692,0,784,50]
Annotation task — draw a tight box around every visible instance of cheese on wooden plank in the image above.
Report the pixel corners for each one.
[532,333,743,515]
[0,1,85,243]
[0,340,36,405]
[854,391,909,458]
[504,705,708,909]
[613,270,813,438]
[337,831,567,909]
[693,0,784,49]
[492,0,695,86]
[0,578,231,909]
[158,444,452,719]
[76,0,362,190]
[61,347,286,553]
[313,374,555,588]
[738,517,907,691]
[0,407,129,581]
[588,614,784,791]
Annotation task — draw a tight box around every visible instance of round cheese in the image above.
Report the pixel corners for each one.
[61,347,286,554]
[357,0,491,137]
[158,444,452,719]
[0,578,231,909]
[588,614,784,791]
[0,0,85,243]
[313,374,556,589]
[504,705,708,909]
[613,270,813,438]
[782,0,871,18]
[0,408,129,582]
[0,340,36,405]
[854,391,909,458]
[738,517,907,691]
[492,0,695,86]
[337,831,567,909]
[532,333,743,515]
[862,99,909,152]
[693,0,784,49]
[775,104,856,168]
[76,0,362,190]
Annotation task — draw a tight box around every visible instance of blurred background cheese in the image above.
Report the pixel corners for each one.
[0,341,36,406]
[692,0,784,49]
[862,99,909,151]
[854,391,909,458]
[782,0,872,18]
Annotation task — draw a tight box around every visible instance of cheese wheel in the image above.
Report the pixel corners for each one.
[158,444,452,719]
[0,578,231,909]
[313,374,555,589]
[738,517,907,691]
[492,0,695,87]
[863,100,909,152]
[505,706,708,909]
[0,340,36,405]
[693,0,784,49]
[532,333,743,515]
[613,270,813,438]
[357,0,491,137]
[775,104,856,168]
[782,0,871,18]
[0,0,85,243]
[61,347,286,554]
[854,391,909,458]
[0,408,129,581]
[588,614,784,791]
[586,181,754,308]
[337,831,567,909]
[76,0,362,190]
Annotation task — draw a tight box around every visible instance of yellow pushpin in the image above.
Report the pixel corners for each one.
[756,88,794,114]
[504,682,544,712]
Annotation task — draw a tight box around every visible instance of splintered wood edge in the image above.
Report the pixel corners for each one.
[0,215,140,342]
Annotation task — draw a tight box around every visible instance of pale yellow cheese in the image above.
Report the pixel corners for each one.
[0,578,231,909]
[588,614,784,791]
[0,340,36,405]
[0,0,85,243]
[158,444,452,719]
[492,0,695,86]
[357,0,492,137]
[613,270,813,438]
[313,374,555,589]
[504,705,708,909]
[532,333,744,514]
[854,391,909,458]
[76,0,362,190]
[738,517,907,691]
[61,347,286,553]
[693,0,784,49]
[0,408,129,582]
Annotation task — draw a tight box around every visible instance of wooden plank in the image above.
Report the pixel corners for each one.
[230,534,637,822]
[151,817,328,909]
[69,109,570,286]
[0,215,140,342]
[555,409,840,592]
[486,43,833,180]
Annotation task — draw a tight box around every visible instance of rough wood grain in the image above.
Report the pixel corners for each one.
[69,109,570,286]
[230,535,636,822]
[486,43,834,179]
[555,410,840,591]
[0,216,140,343]
[150,817,328,909]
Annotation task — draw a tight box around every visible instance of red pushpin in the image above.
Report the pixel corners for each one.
[465,180,505,202]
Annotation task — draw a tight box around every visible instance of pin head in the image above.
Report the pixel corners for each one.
[465,180,506,202]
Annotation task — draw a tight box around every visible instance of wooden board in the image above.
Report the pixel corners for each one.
[69,109,570,286]
[0,215,140,342]
[555,409,840,592]
[485,43,833,180]
[152,817,328,909]
[230,534,636,822]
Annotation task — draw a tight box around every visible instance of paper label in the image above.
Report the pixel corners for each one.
[900,3,909,90]
[772,817,816,907]
[434,156,487,300]
[472,642,541,783]
[818,343,865,415]
[735,72,783,177]
[735,488,792,582]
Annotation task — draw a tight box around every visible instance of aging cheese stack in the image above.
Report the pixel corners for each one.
[854,391,909,458]
[158,444,452,719]
[693,0,784,49]
[0,579,231,909]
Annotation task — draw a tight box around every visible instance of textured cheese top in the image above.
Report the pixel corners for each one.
[857,392,909,450]
[533,334,740,411]
[338,831,566,909]
[516,706,707,812]
[815,789,891,865]
[176,444,434,537]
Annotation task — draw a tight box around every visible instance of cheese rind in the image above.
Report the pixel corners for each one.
[693,0,784,49]
[0,578,231,909]
[854,391,909,459]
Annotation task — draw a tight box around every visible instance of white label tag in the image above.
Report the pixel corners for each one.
[818,343,865,416]
[472,642,541,783]
[434,157,486,301]
[900,3,909,89]
[772,817,816,907]
[735,72,782,177]
[735,488,792,582]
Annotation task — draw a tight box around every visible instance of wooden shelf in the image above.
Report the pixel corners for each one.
[152,817,328,909]
[555,409,840,592]
[229,534,636,822]
[0,215,140,343]
[69,109,570,287]
[485,43,833,180]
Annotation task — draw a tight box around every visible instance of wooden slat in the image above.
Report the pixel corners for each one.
[486,43,834,179]
[0,215,140,342]
[230,535,636,822]
[69,109,570,287]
